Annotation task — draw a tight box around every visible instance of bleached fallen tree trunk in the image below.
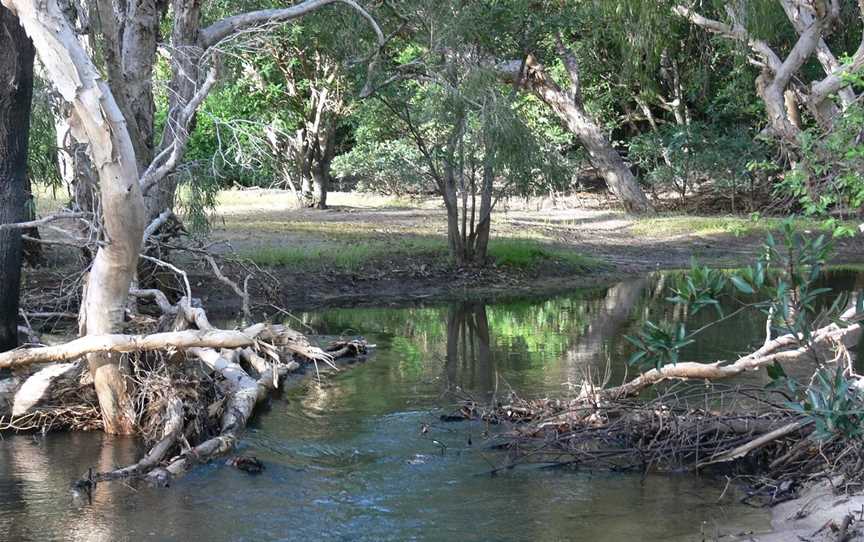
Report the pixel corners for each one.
[0,327,269,370]
[3,0,146,434]
[589,306,863,401]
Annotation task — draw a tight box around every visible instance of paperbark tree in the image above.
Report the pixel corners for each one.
[0,5,34,353]
[258,41,347,209]
[673,0,863,146]
[139,0,382,221]
[498,44,653,214]
[2,0,382,433]
[2,0,147,433]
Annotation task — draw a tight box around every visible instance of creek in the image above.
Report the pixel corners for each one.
[2,270,862,541]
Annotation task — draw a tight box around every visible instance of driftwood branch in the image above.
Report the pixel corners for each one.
[140,65,219,194]
[200,0,383,49]
[599,308,862,400]
[0,211,89,232]
[0,325,268,370]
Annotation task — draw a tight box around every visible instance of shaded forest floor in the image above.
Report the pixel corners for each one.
[199,189,864,314]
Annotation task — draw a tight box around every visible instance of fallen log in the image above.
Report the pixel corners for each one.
[95,393,184,481]
[0,325,269,369]
[12,362,82,416]
[598,314,862,400]
[143,347,271,484]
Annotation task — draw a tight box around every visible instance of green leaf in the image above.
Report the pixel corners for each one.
[766,361,787,381]
[730,275,754,294]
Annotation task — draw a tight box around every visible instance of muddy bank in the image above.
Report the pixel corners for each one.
[199,190,864,314]
[198,241,864,317]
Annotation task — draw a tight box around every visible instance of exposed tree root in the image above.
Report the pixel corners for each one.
[2,286,369,488]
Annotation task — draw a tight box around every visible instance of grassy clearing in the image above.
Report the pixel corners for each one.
[630,215,843,238]
[487,239,601,271]
[242,237,448,270]
[211,189,440,214]
[242,236,600,273]
[219,217,440,237]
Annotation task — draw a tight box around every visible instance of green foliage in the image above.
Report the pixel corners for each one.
[487,240,599,270]
[131,0,864,226]
[627,222,837,372]
[332,140,432,196]
[667,261,727,317]
[629,122,768,204]
[787,364,864,441]
[27,78,61,187]
[781,105,864,222]
[628,221,864,441]
[626,321,692,370]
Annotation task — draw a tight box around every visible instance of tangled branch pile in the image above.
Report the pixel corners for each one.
[0,294,368,486]
[454,382,864,505]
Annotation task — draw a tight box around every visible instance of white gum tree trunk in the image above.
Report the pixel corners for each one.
[3,0,146,434]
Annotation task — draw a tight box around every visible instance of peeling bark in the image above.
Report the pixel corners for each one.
[3,0,147,434]
[95,0,167,171]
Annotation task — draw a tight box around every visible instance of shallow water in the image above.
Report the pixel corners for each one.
[2,270,862,541]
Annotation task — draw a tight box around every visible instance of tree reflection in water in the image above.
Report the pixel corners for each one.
[445,302,493,396]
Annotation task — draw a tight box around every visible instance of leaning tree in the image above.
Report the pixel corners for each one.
[481,0,655,214]
[0,0,382,440]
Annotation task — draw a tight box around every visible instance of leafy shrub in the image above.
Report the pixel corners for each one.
[332,139,436,196]
[629,122,768,209]
[780,104,864,223]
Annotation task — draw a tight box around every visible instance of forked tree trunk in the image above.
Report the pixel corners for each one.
[95,0,166,173]
[4,0,147,434]
[142,0,200,222]
[673,2,846,149]
[471,157,495,264]
[0,5,34,353]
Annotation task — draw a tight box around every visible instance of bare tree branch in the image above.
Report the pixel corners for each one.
[200,0,383,49]
[672,4,783,72]
[140,64,218,193]
[0,212,88,231]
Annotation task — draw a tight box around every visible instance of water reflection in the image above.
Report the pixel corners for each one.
[309,269,863,400]
[0,432,141,541]
[308,277,658,400]
[2,270,861,541]
[444,302,493,394]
